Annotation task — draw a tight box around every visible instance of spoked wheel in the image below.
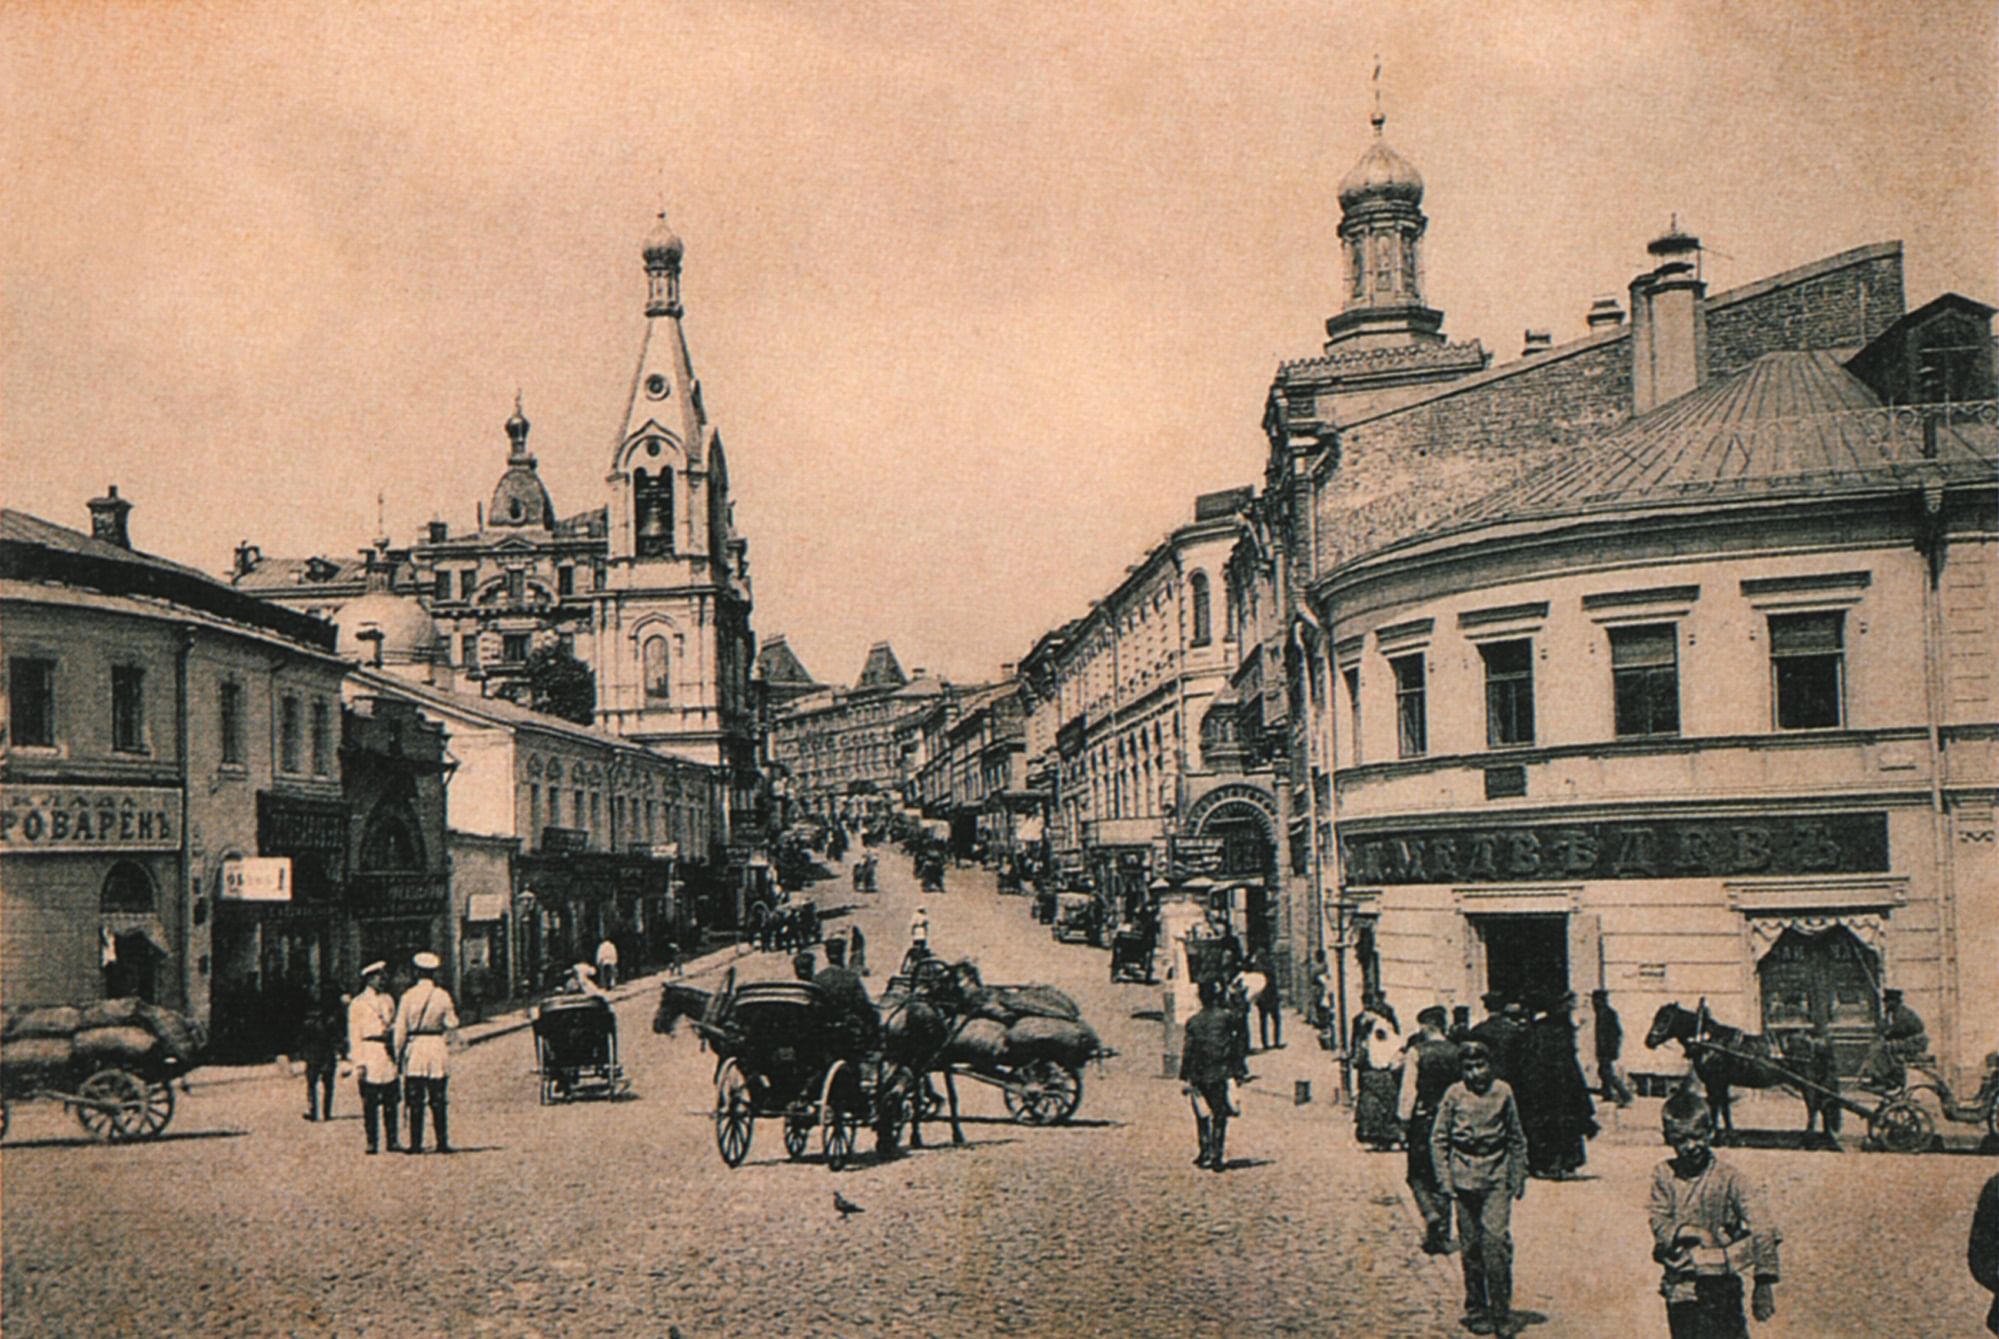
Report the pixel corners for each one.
[76,1068,147,1142]
[1868,1096,1936,1153]
[1004,1059,1083,1125]
[714,1059,755,1168]
[820,1061,858,1171]
[783,1113,812,1160]
[130,1078,176,1139]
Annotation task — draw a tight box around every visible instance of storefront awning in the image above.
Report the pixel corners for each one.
[100,912,172,955]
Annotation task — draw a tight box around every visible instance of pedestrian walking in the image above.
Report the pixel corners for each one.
[594,936,619,990]
[1251,950,1282,1050]
[1353,992,1404,1151]
[910,905,930,954]
[1305,950,1331,1044]
[393,951,459,1154]
[1232,963,1263,1057]
[1649,1088,1780,1338]
[297,988,345,1122]
[1181,978,1238,1173]
[848,923,868,977]
[1399,1005,1462,1255]
[347,961,401,1154]
[1431,1040,1528,1338]
[1592,988,1636,1107]
[1449,1006,1474,1047]
[1523,993,1597,1179]
[1971,1171,1999,1335]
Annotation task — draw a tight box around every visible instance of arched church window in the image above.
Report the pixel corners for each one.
[644,635,671,703]
[1400,227,1418,296]
[1190,571,1212,646]
[1373,232,1396,292]
[101,860,156,913]
[1348,237,1365,299]
[635,469,674,558]
[360,805,425,872]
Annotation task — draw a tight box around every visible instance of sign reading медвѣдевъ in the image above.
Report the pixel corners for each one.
[1340,812,1889,886]
[0,785,182,853]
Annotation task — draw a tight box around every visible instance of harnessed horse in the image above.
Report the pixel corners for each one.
[1645,1001,1842,1138]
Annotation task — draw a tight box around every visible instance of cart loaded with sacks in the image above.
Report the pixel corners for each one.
[0,998,205,1142]
[890,959,1106,1126]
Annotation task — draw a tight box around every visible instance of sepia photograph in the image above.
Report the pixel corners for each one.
[3,2,1996,1335]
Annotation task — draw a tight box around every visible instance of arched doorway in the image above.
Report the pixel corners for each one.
[1189,788,1280,966]
[100,860,165,1002]
[1757,924,1880,1078]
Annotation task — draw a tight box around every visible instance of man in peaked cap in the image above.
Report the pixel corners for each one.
[393,951,459,1154]
[1400,1005,1463,1255]
[347,961,401,1153]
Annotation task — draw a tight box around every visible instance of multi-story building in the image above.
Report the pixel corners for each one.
[1252,100,1998,1096]
[765,642,948,822]
[2,492,355,1051]
[233,217,761,834]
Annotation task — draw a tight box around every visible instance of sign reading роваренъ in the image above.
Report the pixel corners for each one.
[0,785,182,853]
[1341,811,1889,886]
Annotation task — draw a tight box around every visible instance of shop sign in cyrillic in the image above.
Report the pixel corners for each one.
[221,856,293,901]
[0,785,181,853]
[1340,812,1889,886]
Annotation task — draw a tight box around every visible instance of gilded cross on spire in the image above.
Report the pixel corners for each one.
[1371,55,1385,132]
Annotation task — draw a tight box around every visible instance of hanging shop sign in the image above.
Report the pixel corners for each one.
[0,785,181,853]
[1340,812,1889,887]
[221,856,294,901]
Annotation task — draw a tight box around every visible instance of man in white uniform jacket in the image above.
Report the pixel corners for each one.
[347,961,401,1154]
[394,951,459,1154]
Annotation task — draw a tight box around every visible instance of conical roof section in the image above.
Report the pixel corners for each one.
[755,636,817,686]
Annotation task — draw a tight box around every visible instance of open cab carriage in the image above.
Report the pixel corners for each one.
[1109,922,1156,983]
[1052,892,1103,947]
[530,995,630,1103]
[1,1000,204,1143]
[695,979,914,1171]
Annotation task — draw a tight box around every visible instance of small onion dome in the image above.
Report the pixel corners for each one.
[1338,125,1424,210]
[335,591,439,666]
[643,212,684,268]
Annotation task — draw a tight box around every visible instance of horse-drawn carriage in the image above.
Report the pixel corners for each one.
[1646,999,1999,1152]
[694,980,916,1170]
[0,1000,204,1143]
[1109,922,1155,983]
[888,958,1101,1128]
[530,995,630,1103]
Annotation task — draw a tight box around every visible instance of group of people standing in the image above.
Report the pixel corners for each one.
[299,953,461,1155]
[1350,988,1606,1182]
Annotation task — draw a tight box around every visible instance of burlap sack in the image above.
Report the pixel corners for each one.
[74,1025,159,1062]
[1004,1015,1099,1065]
[2,1036,76,1071]
[81,998,145,1029]
[995,985,1081,1022]
[10,1006,82,1039]
[943,1017,1009,1066]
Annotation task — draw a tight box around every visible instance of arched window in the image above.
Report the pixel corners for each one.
[360,805,425,872]
[1189,571,1212,646]
[644,635,671,702]
[101,860,156,912]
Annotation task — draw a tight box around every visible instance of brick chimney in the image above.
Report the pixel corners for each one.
[1521,329,1552,357]
[1629,220,1708,414]
[1586,295,1625,330]
[87,485,133,548]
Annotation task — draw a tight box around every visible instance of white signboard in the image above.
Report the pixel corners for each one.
[464,892,508,922]
[221,856,294,902]
[0,785,182,853]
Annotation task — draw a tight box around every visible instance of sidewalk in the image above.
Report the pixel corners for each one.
[184,939,759,1093]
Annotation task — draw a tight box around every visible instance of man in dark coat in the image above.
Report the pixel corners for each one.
[1181,978,1238,1172]
[1591,989,1635,1107]
[297,988,346,1122]
[816,938,878,1054]
[1971,1171,1999,1335]
[1468,993,1527,1089]
[1401,1005,1462,1254]
[1523,993,1597,1179]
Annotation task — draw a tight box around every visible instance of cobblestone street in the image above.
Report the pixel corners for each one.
[3,853,1990,1336]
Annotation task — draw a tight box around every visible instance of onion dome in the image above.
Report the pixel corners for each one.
[489,400,555,530]
[336,590,439,668]
[1338,113,1424,211]
[643,211,684,268]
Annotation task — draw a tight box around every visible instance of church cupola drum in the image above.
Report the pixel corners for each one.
[1324,92,1447,355]
[595,214,758,828]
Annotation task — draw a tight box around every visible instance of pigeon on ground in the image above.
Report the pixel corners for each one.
[832,1191,865,1219]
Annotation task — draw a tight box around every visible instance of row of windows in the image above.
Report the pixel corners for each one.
[9,658,333,776]
[525,782,703,850]
[431,564,602,604]
[1342,611,1848,764]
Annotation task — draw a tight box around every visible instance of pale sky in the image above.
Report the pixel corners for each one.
[5,1,1994,686]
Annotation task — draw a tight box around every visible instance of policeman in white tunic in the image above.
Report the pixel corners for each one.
[347,961,401,1153]
[393,951,459,1154]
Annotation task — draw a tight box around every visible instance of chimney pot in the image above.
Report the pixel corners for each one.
[1586,295,1625,329]
[87,485,134,549]
[1522,329,1553,357]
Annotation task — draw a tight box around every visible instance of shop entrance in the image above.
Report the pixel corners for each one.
[1757,926,1879,1078]
[1476,914,1570,1006]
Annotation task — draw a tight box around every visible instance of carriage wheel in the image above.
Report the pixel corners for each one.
[784,1113,812,1160]
[1004,1060,1083,1125]
[131,1079,176,1139]
[820,1062,857,1171]
[1868,1097,1935,1154]
[76,1068,147,1142]
[714,1060,755,1168]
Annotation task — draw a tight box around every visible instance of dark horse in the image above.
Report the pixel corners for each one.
[653,981,716,1044]
[1645,1002,1842,1139]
